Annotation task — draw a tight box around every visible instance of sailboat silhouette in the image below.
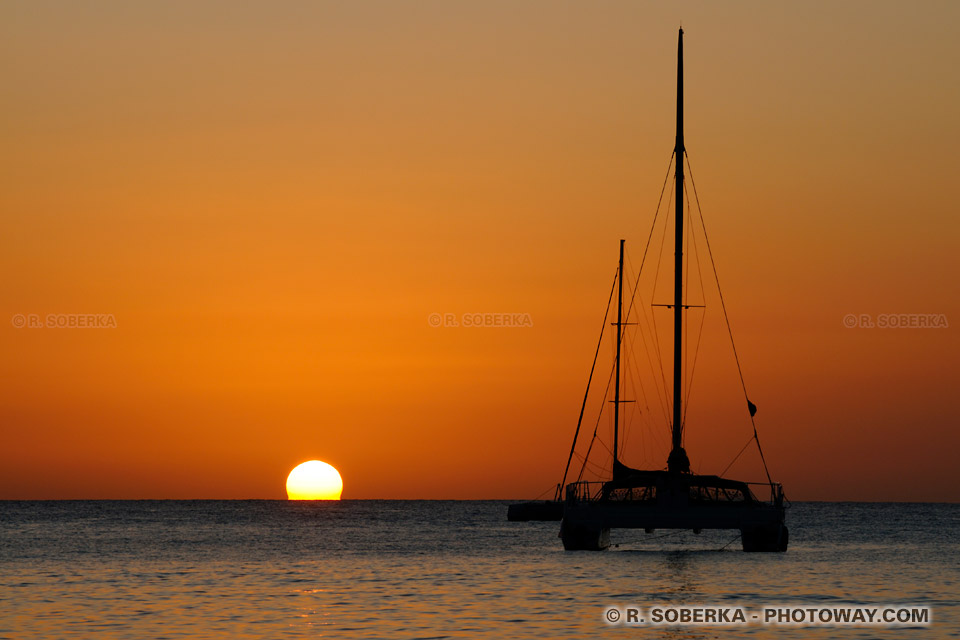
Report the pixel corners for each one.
[508,29,788,552]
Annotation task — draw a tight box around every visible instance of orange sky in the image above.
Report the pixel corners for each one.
[2,2,958,500]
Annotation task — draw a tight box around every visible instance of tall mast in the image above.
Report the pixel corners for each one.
[613,238,625,468]
[668,28,691,474]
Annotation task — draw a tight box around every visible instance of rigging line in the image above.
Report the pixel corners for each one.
[647,311,671,437]
[615,529,687,547]
[584,455,608,472]
[720,436,756,478]
[638,151,676,299]
[718,533,742,552]
[632,282,671,427]
[648,155,676,304]
[573,450,606,468]
[683,308,706,426]
[625,329,669,460]
[620,369,643,460]
[587,434,615,479]
[624,331,656,439]
[559,268,619,494]
[532,485,556,500]
[596,464,613,481]
[629,338,651,419]
[632,165,674,428]
[623,374,640,463]
[649,180,675,429]
[575,391,606,482]
[573,257,629,484]
[649,178,673,315]
[691,180,708,302]
[619,256,638,459]
[584,463,608,481]
[628,153,674,377]
[597,436,615,459]
[690,179,709,401]
[585,339,618,463]
[575,452,611,478]
[619,276,648,464]
[681,180,707,425]
[578,151,674,485]
[574,452,608,475]
[576,363,616,483]
[575,433,597,483]
[650,190,668,303]
[685,152,774,486]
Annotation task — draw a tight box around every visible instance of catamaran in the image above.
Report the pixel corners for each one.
[510,29,788,552]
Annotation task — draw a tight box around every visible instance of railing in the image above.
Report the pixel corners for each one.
[746,482,785,506]
[565,481,605,503]
[566,479,785,507]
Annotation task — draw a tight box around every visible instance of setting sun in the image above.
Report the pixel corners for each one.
[286,461,343,500]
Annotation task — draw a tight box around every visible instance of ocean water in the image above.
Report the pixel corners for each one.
[0,501,956,639]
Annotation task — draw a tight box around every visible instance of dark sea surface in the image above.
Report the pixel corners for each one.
[0,501,956,639]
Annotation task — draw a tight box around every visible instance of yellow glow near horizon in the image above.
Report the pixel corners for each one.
[286,461,343,500]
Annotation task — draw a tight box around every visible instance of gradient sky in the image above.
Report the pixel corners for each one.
[2,2,958,500]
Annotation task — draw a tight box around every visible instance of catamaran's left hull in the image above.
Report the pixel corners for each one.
[506,501,563,521]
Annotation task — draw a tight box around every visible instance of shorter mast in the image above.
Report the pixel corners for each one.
[612,239,625,468]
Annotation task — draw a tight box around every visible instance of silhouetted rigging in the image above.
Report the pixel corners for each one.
[509,30,787,553]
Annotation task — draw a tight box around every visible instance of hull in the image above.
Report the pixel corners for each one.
[560,520,610,550]
[561,472,788,552]
[741,522,789,552]
[507,501,563,522]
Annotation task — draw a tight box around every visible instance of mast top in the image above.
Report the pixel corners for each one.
[675,28,684,155]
